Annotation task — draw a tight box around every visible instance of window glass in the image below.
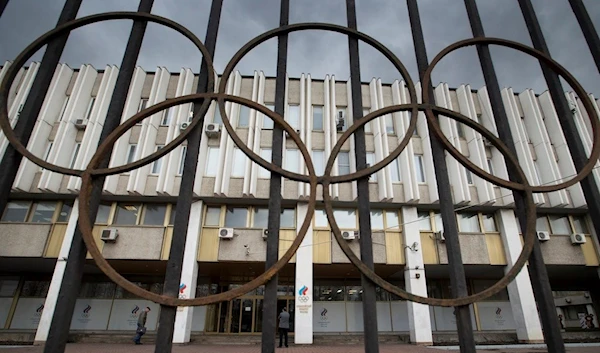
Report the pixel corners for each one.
[161,107,174,126]
[56,201,73,222]
[337,107,348,132]
[456,121,465,138]
[20,281,50,297]
[143,204,167,226]
[458,212,480,232]
[285,149,299,173]
[1,201,30,222]
[375,286,390,301]
[482,213,497,232]
[390,159,401,182]
[313,285,344,301]
[434,212,444,232]
[231,148,247,177]
[385,114,395,134]
[44,142,53,161]
[386,211,400,229]
[70,143,81,169]
[314,209,328,228]
[78,282,116,299]
[262,104,274,129]
[127,144,137,164]
[313,105,323,131]
[85,97,95,120]
[30,202,57,223]
[549,215,570,234]
[370,210,384,229]
[536,216,549,232]
[225,207,248,228]
[287,105,300,130]
[346,286,363,301]
[253,207,268,228]
[361,108,371,133]
[151,145,164,174]
[313,150,324,176]
[59,96,70,121]
[338,151,350,175]
[472,280,509,301]
[414,155,425,183]
[95,203,112,224]
[258,149,271,178]
[280,208,295,228]
[204,206,221,226]
[113,203,141,225]
[487,158,494,174]
[213,104,222,125]
[169,204,176,225]
[178,146,187,175]
[333,209,356,229]
[138,98,148,112]
[205,147,219,177]
[366,153,377,181]
[237,105,250,127]
[417,211,432,231]
[572,216,589,234]
[465,169,473,185]
[0,280,19,297]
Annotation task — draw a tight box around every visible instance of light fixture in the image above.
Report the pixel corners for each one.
[405,242,419,252]
[336,289,343,293]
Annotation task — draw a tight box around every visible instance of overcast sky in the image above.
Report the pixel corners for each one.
[1,0,599,96]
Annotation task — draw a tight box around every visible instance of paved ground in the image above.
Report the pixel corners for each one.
[0,344,599,353]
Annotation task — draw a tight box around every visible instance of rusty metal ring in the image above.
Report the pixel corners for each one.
[79,92,318,306]
[422,37,600,194]
[217,23,417,183]
[0,12,215,177]
[322,103,537,306]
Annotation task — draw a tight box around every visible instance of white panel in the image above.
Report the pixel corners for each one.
[70,299,112,330]
[220,73,243,196]
[216,76,234,196]
[190,306,207,332]
[330,76,340,200]
[392,80,419,202]
[431,306,476,331]
[519,90,568,207]
[346,301,364,332]
[13,64,73,192]
[0,297,12,328]
[300,74,309,198]
[248,71,261,197]
[106,300,160,331]
[346,79,358,200]
[294,204,313,344]
[477,302,516,331]
[39,65,97,193]
[416,82,439,203]
[376,80,394,201]
[391,301,410,331]
[104,67,147,194]
[313,302,346,332]
[10,298,46,329]
[372,79,388,202]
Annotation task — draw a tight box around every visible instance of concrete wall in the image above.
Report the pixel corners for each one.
[0,224,51,257]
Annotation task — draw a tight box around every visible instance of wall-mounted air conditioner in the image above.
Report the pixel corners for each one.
[205,123,221,138]
[100,228,118,242]
[570,233,586,245]
[218,227,234,239]
[536,231,550,242]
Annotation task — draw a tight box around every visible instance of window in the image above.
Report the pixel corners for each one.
[225,207,248,228]
[313,105,323,131]
[20,281,50,297]
[205,147,219,177]
[572,216,589,234]
[258,149,272,178]
[1,201,30,222]
[95,202,112,224]
[549,215,570,234]
[536,216,550,232]
[56,201,73,222]
[385,114,395,134]
[456,121,465,138]
[30,202,56,223]
[178,146,187,175]
[482,213,497,232]
[161,107,174,126]
[390,159,401,182]
[78,282,116,299]
[314,285,345,301]
[312,150,325,176]
[280,208,295,228]
[338,107,348,132]
[188,103,195,122]
[238,105,250,127]
[520,117,530,142]
[169,205,176,225]
[113,203,141,225]
[338,151,350,175]
[44,142,53,161]
[333,209,356,229]
[262,104,274,129]
[151,145,164,174]
[287,105,300,130]
[434,212,444,232]
[458,212,480,233]
[231,148,247,177]
[346,286,363,301]
[414,155,425,183]
[253,208,268,228]
[385,210,400,229]
[69,143,81,169]
[85,97,95,121]
[138,99,148,112]
[204,206,221,226]
[366,153,376,181]
[487,158,494,175]
[370,210,384,229]
[465,169,473,185]
[142,204,167,226]
[417,211,432,231]
[126,144,137,164]
[472,280,509,301]
[285,149,299,173]
[314,209,328,228]
[58,97,70,121]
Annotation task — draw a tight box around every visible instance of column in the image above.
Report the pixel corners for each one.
[497,209,544,343]
[34,199,79,344]
[173,200,204,344]
[294,203,313,344]
[402,206,433,345]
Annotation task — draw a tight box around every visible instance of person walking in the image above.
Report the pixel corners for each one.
[278,307,290,348]
[133,306,151,345]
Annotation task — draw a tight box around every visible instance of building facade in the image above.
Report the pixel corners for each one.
[0,61,599,345]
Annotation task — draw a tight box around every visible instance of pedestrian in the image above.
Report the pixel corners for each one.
[278,307,290,348]
[133,306,151,345]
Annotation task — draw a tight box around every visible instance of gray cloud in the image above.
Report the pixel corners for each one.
[1,0,599,96]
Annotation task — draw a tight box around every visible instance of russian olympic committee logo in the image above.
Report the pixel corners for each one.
[298,285,310,303]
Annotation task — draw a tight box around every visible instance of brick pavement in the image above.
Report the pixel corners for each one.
[0,344,599,353]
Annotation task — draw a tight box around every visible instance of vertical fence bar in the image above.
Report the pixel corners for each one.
[0,0,81,218]
[463,1,565,352]
[406,1,476,352]
[569,0,600,73]
[519,0,600,259]
[42,1,154,352]
[154,1,222,352]
[261,0,289,352]
[345,1,379,352]
[0,0,9,18]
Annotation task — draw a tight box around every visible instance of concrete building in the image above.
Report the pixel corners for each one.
[0,61,599,345]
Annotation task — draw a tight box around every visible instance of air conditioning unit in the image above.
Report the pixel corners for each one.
[205,123,221,138]
[336,112,345,131]
[180,122,189,131]
[482,137,493,147]
[570,233,586,245]
[285,129,300,138]
[536,230,550,242]
[100,228,118,242]
[262,228,269,240]
[434,230,445,242]
[74,118,87,130]
[218,227,234,239]
[341,229,356,240]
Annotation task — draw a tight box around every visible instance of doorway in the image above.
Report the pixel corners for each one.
[214,296,295,333]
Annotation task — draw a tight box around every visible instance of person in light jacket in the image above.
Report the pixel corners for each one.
[133,307,151,345]
[278,307,290,348]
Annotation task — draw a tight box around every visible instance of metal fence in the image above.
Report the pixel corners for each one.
[1,1,599,353]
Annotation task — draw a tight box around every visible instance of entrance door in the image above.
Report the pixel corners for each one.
[276,299,294,333]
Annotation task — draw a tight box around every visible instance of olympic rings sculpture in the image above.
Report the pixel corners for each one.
[1,12,598,308]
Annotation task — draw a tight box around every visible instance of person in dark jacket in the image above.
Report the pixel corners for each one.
[278,307,290,348]
[133,307,151,345]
